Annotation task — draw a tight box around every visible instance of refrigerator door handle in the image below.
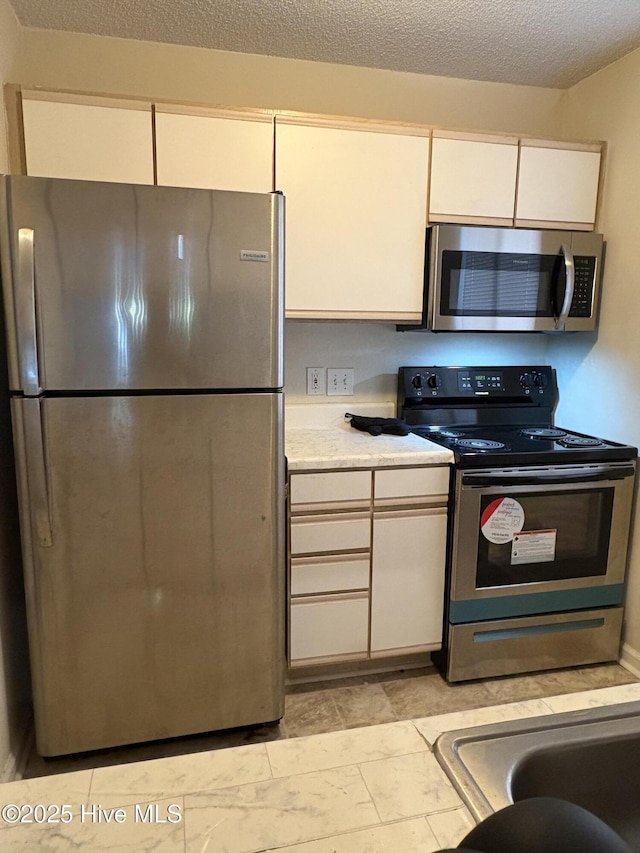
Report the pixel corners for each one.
[16,227,41,395]
[23,399,53,547]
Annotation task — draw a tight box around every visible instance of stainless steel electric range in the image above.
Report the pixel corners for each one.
[398,365,637,683]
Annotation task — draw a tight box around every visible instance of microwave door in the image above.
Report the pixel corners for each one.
[432,246,560,333]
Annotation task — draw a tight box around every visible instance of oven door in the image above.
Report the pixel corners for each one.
[450,461,635,622]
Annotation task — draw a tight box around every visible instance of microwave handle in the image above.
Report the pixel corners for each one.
[555,244,575,331]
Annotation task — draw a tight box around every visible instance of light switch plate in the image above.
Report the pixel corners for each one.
[327,368,354,396]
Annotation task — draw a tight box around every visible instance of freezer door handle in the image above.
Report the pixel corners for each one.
[23,399,52,547]
[16,227,41,395]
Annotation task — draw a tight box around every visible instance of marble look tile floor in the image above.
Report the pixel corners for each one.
[22,662,637,780]
[3,673,640,853]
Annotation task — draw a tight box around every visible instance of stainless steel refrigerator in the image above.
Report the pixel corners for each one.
[0,175,285,756]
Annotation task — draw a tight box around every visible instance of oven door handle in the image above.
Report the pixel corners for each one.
[462,465,636,487]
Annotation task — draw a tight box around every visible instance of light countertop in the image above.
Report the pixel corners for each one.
[286,423,453,471]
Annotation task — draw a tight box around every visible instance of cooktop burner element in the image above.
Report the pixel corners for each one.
[521,427,567,439]
[557,435,604,447]
[455,438,505,450]
[398,365,638,468]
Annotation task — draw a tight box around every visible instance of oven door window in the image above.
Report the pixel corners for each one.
[476,488,614,588]
[440,250,563,317]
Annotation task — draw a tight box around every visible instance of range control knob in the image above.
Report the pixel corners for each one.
[426,374,441,389]
[411,374,423,390]
[534,372,548,388]
[520,372,534,389]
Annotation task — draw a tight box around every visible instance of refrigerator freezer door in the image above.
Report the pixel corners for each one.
[2,176,283,392]
[12,392,285,756]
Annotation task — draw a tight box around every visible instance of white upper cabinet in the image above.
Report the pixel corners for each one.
[515,141,602,230]
[275,118,430,321]
[155,108,274,192]
[429,132,519,225]
[21,94,154,185]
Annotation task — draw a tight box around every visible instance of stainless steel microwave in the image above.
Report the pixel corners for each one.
[403,224,604,333]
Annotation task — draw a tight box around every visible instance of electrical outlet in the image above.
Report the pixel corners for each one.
[306,366,325,395]
[327,368,354,396]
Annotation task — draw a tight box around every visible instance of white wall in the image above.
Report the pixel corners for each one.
[19,30,565,135]
[0,0,31,780]
[554,46,640,670]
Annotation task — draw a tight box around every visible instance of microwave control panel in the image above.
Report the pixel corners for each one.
[569,256,596,318]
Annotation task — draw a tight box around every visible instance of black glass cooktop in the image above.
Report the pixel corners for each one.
[411,424,637,467]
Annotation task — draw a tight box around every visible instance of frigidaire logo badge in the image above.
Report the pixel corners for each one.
[240,250,269,262]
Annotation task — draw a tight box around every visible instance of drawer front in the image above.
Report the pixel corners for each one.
[291,554,370,595]
[447,607,624,683]
[290,593,369,661]
[290,513,370,555]
[290,471,371,507]
[374,467,450,501]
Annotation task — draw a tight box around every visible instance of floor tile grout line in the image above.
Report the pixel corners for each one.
[262,741,277,781]
[252,813,459,852]
[410,719,438,752]
[85,767,95,807]
[355,762,385,826]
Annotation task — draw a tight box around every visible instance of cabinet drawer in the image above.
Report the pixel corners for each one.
[374,467,450,502]
[290,593,369,661]
[290,471,371,508]
[447,607,623,683]
[290,512,370,555]
[291,554,370,595]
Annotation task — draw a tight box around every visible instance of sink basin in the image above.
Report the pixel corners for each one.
[434,700,640,851]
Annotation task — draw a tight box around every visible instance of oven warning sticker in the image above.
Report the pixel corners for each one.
[511,529,557,565]
[480,497,525,544]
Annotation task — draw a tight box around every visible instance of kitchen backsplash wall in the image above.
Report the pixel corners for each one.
[284,321,551,405]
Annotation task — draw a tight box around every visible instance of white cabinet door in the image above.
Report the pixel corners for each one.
[290,594,369,662]
[515,141,601,229]
[276,119,430,321]
[429,133,518,225]
[371,508,447,652]
[22,95,154,185]
[155,109,273,192]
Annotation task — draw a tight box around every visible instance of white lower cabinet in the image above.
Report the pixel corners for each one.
[290,594,369,662]
[288,465,449,670]
[370,508,447,652]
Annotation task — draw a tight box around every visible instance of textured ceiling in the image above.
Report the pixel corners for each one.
[9,0,640,89]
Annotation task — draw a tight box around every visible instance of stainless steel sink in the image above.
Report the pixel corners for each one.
[434,700,640,851]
